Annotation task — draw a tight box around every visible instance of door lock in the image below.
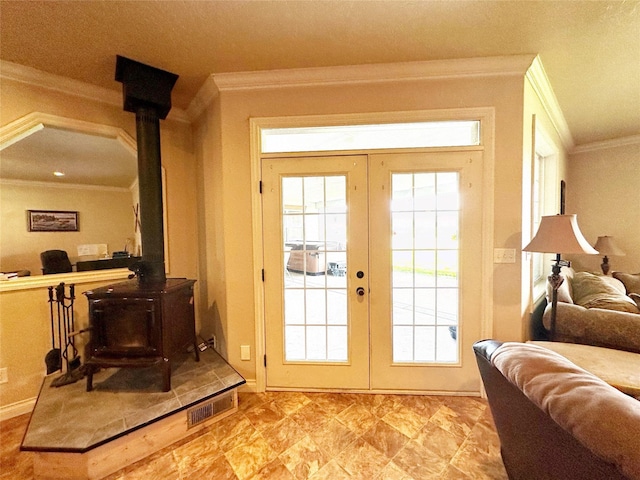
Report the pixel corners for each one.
[356,287,365,296]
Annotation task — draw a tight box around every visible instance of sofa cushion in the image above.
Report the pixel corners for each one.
[571,272,640,313]
[491,342,640,479]
[612,272,640,295]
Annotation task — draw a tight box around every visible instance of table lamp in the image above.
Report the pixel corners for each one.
[523,214,598,338]
[592,235,625,275]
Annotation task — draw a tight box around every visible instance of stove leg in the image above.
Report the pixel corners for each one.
[86,367,94,392]
[162,358,171,392]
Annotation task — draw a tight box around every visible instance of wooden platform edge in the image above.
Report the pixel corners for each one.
[33,388,239,480]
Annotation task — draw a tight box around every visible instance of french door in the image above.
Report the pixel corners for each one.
[262,150,483,393]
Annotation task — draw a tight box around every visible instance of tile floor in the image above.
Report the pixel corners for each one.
[2,391,507,480]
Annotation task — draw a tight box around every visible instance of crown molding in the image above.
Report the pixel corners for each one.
[0,111,136,152]
[571,134,640,154]
[186,75,219,122]
[212,54,538,92]
[0,177,132,192]
[1,59,121,104]
[525,56,574,152]
[0,60,190,123]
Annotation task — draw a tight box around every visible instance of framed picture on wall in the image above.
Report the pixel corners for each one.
[28,210,79,232]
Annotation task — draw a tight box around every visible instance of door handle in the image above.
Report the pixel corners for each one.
[356,287,365,296]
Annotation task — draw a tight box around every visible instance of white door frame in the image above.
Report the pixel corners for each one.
[250,108,495,393]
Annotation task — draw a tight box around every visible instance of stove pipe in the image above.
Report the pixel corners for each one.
[115,56,178,285]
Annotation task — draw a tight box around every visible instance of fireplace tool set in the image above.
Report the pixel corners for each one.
[46,283,85,387]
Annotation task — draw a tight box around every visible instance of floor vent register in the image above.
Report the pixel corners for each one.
[187,391,235,428]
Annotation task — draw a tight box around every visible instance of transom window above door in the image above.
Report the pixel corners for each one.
[261,121,481,153]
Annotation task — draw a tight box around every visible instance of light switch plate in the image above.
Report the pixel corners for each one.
[240,345,251,361]
[494,248,516,264]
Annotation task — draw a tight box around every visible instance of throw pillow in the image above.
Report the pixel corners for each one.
[612,272,640,295]
[546,274,573,304]
[630,293,640,309]
[571,271,640,313]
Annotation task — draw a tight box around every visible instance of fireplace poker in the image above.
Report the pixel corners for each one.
[44,286,62,374]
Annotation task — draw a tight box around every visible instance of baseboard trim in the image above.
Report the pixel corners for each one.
[238,379,258,393]
[0,397,35,421]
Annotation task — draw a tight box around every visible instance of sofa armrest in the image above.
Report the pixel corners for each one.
[490,342,640,480]
[543,302,640,354]
[473,340,638,480]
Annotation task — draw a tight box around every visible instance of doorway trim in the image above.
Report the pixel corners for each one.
[250,108,495,393]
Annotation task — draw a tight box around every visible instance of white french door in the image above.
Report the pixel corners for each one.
[369,151,483,392]
[262,150,483,393]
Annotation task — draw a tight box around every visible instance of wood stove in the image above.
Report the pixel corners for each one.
[83,56,198,392]
[84,279,198,392]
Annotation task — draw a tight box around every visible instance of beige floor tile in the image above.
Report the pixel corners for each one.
[308,417,358,457]
[3,393,507,480]
[361,419,409,458]
[250,458,297,480]
[244,400,287,431]
[393,439,450,480]
[279,435,330,480]
[309,459,352,479]
[261,416,308,455]
[290,401,333,433]
[335,437,391,480]
[225,434,278,480]
[381,404,428,438]
[272,391,312,415]
[377,460,415,480]
[336,402,378,435]
[412,421,465,461]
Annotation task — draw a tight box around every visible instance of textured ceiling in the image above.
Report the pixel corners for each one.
[1,0,639,146]
[0,127,137,188]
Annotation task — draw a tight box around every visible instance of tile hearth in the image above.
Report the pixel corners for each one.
[21,348,245,452]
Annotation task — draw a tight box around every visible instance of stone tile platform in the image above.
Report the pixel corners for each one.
[20,348,245,479]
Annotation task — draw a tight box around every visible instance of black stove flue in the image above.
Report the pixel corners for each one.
[115,55,178,285]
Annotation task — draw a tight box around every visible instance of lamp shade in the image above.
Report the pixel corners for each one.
[593,236,625,256]
[523,214,599,255]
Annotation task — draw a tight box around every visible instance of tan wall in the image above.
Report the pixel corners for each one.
[521,78,570,335]
[0,182,135,275]
[0,78,198,415]
[568,141,640,274]
[199,74,528,384]
[193,101,228,358]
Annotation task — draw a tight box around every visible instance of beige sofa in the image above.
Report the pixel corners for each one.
[541,268,640,354]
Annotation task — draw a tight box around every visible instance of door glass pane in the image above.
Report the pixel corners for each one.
[391,172,459,363]
[282,175,348,362]
[262,121,481,153]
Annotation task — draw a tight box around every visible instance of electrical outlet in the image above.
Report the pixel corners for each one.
[0,367,8,384]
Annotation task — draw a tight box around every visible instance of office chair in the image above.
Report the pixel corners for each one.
[40,250,73,274]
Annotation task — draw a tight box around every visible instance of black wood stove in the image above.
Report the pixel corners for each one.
[84,278,198,392]
[84,56,198,392]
